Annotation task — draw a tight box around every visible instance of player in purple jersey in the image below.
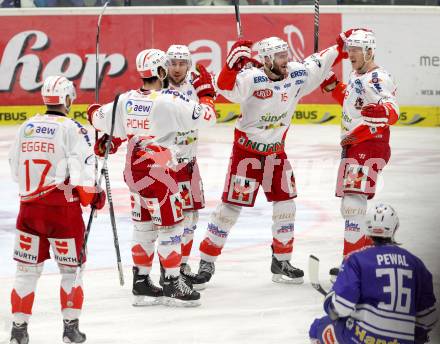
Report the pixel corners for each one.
[309,203,437,344]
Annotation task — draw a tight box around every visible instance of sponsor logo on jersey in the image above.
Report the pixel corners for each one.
[237,135,284,154]
[283,82,292,89]
[290,69,307,78]
[73,120,91,146]
[253,89,273,99]
[310,55,322,68]
[370,72,383,92]
[192,104,203,119]
[23,122,58,138]
[253,75,269,84]
[19,234,32,251]
[126,99,153,116]
[161,89,190,102]
[260,112,288,123]
[295,79,304,85]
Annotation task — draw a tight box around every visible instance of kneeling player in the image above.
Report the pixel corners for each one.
[309,203,437,344]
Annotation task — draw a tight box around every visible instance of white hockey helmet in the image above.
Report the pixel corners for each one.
[257,37,289,63]
[136,49,169,79]
[41,75,76,108]
[166,44,192,66]
[365,203,399,239]
[346,29,376,59]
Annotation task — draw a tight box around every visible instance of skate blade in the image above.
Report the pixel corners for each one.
[132,295,163,307]
[162,297,201,308]
[63,336,85,344]
[272,274,304,284]
[192,283,206,291]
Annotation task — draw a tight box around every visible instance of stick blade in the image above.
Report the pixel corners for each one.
[308,255,328,296]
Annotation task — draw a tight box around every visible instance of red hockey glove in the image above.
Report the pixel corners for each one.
[320,71,339,93]
[94,134,124,157]
[192,63,216,99]
[76,185,106,209]
[87,103,101,126]
[226,40,254,71]
[361,103,396,127]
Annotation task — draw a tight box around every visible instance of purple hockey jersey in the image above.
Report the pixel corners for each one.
[324,244,437,343]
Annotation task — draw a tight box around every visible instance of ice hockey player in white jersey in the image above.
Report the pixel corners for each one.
[320,29,399,281]
[165,44,208,290]
[87,48,216,307]
[197,31,356,285]
[8,75,106,344]
[309,203,437,344]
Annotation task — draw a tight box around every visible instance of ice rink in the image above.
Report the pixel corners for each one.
[0,123,439,344]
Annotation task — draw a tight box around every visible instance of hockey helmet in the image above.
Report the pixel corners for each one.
[365,203,399,239]
[166,45,192,66]
[346,29,376,59]
[257,37,289,64]
[41,75,76,109]
[136,49,169,79]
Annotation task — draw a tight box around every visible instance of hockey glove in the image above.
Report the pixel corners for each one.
[226,40,255,71]
[192,63,216,99]
[361,103,397,127]
[94,134,124,157]
[76,186,106,209]
[320,71,339,93]
[87,103,101,126]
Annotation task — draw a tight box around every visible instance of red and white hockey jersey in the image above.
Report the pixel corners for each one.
[338,67,399,145]
[8,112,95,201]
[90,88,215,166]
[170,75,199,162]
[216,46,340,155]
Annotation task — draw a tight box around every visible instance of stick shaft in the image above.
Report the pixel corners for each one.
[313,0,320,53]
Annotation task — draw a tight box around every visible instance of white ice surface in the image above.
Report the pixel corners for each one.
[0,124,439,344]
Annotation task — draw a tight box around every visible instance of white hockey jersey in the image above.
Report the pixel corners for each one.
[170,75,199,162]
[8,112,95,201]
[217,45,339,155]
[91,88,215,166]
[342,67,398,142]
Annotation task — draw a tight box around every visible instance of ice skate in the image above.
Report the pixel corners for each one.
[271,256,304,284]
[62,319,86,344]
[180,263,206,291]
[132,267,163,306]
[162,275,201,307]
[198,259,215,283]
[10,322,29,344]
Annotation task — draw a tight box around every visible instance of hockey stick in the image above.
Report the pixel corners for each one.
[308,255,328,296]
[233,0,243,39]
[73,95,122,295]
[313,0,320,53]
[95,2,124,286]
[94,1,109,179]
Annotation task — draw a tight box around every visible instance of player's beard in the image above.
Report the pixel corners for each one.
[169,74,186,87]
[161,76,170,89]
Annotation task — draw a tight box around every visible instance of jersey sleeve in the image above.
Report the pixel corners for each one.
[91,93,127,139]
[414,260,438,342]
[298,45,340,98]
[65,121,96,188]
[8,126,22,183]
[215,67,253,103]
[151,93,216,135]
[365,70,399,125]
[325,256,361,318]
